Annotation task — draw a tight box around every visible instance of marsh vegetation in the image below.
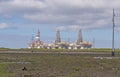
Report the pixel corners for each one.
[0,52,120,77]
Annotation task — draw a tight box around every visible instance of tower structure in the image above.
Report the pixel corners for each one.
[35,29,41,47]
[35,29,40,42]
[77,29,83,45]
[55,29,61,44]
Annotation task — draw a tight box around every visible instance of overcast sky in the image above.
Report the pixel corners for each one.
[0,0,120,48]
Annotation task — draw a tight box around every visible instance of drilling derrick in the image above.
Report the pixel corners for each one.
[36,29,40,42]
[35,29,40,46]
[77,29,83,45]
[55,29,61,44]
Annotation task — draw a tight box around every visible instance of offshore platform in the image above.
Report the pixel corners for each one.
[28,29,44,49]
[28,29,92,49]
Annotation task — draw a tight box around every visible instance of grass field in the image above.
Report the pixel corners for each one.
[0,47,120,52]
[0,51,120,77]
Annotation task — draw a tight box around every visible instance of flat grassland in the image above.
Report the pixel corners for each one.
[0,51,120,77]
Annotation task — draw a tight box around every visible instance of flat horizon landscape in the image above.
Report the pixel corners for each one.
[1,0,120,77]
[0,50,120,77]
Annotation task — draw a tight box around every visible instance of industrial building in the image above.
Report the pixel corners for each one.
[28,29,92,49]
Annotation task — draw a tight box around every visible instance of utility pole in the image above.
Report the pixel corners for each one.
[112,9,115,56]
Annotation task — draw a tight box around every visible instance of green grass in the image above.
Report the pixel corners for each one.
[0,47,120,52]
[0,63,12,77]
[0,53,120,77]
[11,48,120,52]
[17,48,120,52]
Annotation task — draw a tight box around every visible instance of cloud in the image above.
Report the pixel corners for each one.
[0,23,9,29]
[0,0,46,14]
[23,0,120,30]
[0,0,120,30]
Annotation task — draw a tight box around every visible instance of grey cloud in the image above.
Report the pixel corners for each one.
[1,0,120,30]
[0,0,13,2]
[0,0,46,14]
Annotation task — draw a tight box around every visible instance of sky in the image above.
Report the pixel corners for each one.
[0,0,120,48]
